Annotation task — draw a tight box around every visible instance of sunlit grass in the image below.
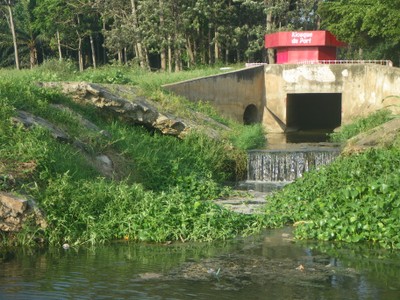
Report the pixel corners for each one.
[0,63,265,247]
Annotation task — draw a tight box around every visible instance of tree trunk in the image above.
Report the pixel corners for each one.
[130,0,148,69]
[315,0,322,30]
[56,31,63,61]
[77,35,84,71]
[266,6,275,64]
[102,18,107,63]
[7,4,19,70]
[193,39,197,64]
[168,35,172,73]
[214,30,220,63]
[174,47,182,72]
[161,47,167,71]
[75,13,84,71]
[186,36,195,67]
[118,50,123,64]
[208,28,212,64]
[159,0,166,71]
[90,34,97,69]
[29,42,37,69]
[358,48,363,59]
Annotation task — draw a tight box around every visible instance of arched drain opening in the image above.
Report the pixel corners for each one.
[243,104,259,125]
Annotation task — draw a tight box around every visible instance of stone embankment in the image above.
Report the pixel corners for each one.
[39,82,190,138]
[0,192,46,232]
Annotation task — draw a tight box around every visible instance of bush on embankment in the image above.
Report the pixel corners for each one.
[0,65,265,247]
[263,111,400,249]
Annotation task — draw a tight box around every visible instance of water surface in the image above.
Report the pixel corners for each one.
[1,228,400,299]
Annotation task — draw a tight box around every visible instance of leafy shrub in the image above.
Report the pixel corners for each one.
[263,147,400,249]
[77,66,132,84]
[31,59,78,81]
[33,173,262,245]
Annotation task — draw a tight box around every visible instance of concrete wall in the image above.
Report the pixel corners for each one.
[163,66,265,123]
[163,64,400,133]
[264,64,400,132]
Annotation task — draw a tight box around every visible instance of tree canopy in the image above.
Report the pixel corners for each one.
[318,0,400,63]
[0,0,398,70]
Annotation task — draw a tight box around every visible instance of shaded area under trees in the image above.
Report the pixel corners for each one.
[0,0,398,70]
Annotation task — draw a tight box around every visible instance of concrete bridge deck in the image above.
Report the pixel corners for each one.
[163,64,400,133]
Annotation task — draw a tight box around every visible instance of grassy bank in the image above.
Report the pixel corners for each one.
[263,110,400,249]
[4,61,399,250]
[0,63,265,247]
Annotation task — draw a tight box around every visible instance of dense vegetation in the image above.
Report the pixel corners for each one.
[1,0,400,254]
[263,110,400,249]
[0,0,399,71]
[0,64,266,247]
[1,62,400,250]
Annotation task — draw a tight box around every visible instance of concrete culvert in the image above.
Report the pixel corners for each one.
[243,104,259,125]
[286,93,342,130]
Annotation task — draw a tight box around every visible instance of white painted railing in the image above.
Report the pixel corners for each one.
[245,63,268,67]
[297,60,393,67]
[245,60,393,67]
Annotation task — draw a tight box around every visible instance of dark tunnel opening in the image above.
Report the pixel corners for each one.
[286,93,342,131]
[243,104,259,125]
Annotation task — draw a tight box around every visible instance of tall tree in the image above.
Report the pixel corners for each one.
[319,0,400,63]
[95,0,149,68]
[35,0,100,70]
[1,0,19,69]
[14,0,40,68]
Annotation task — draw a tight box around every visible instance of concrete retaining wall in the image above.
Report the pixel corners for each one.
[264,64,400,132]
[163,66,265,123]
[163,64,400,133]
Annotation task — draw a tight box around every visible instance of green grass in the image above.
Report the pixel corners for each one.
[0,65,265,247]
[228,123,266,150]
[329,109,394,142]
[2,62,400,250]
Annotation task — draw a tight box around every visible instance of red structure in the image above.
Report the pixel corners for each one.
[265,30,346,64]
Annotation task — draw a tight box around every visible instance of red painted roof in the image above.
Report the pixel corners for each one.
[265,31,346,48]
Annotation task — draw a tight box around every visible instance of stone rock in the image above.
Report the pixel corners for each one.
[12,110,70,142]
[39,82,190,138]
[0,192,47,232]
[95,154,114,176]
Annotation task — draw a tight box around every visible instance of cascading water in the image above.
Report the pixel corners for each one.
[247,148,340,182]
[241,144,340,192]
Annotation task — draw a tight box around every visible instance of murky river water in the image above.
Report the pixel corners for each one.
[1,228,400,300]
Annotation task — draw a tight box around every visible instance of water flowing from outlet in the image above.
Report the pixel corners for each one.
[246,147,340,186]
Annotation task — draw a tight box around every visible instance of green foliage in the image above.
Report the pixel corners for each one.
[31,59,78,81]
[108,125,237,191]
[229,124,266,150]
[319,0,400,63]
[329,109,393,142]
[77,65,133,84]
[263,147,400,249]
[32,173,261,245]
[0,70,265,247]
[1,0,325,70]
